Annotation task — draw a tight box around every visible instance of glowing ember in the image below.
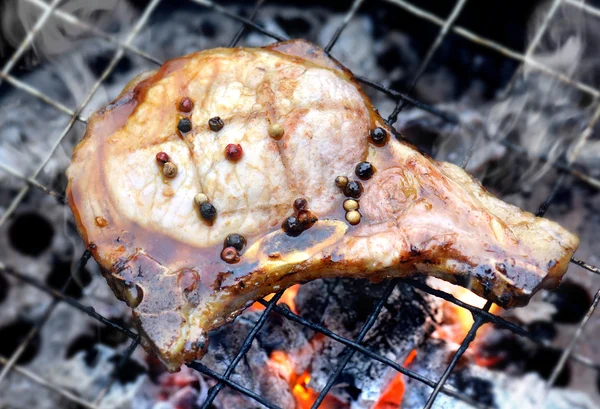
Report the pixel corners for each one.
[404,349,417,367]
[474,354,504,368]
[249,284,301,313]
[372,373,405,409]
[291,372,341,409]
[270,350,295,380]
[292,373,315,408]
[371,349,416,409]
[268,348,342,409]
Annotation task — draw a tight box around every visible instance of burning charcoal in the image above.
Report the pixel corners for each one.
[542,280,592,324]
[296,279,438,408]
[403,338,596,409]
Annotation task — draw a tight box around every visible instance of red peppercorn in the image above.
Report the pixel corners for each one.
[221,247,240,264]
[156,152,170,164]
[179,97,193,113]
[294,198,308,211]
[225,144,243,161]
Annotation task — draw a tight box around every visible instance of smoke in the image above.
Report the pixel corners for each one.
[0,0,140,193]
[489,1,598,186]
[421,1,600,193]
[1,0,136,61]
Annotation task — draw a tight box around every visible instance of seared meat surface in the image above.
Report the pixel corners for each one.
[67,40,579,371]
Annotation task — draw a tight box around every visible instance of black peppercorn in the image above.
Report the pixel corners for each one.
[200,202,217,223]
[355,161,374,180]
[282,215,303,236]
[370,127,387,145]
[178,118,192,133]
[209,116,224,132]
[344,180,363,198]
[224,233,247,252]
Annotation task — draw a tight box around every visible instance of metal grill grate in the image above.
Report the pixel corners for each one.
[1,0,600,408]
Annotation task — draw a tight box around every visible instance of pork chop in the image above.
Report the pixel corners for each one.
[66,40,579,371]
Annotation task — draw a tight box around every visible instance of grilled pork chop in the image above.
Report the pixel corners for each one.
[67,40,579,371]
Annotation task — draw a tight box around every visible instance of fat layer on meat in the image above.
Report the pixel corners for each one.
[67,40,579,371]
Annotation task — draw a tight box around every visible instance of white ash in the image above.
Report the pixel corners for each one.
[403,338,599,409]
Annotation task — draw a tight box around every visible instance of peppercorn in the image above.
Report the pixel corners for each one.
[335,176,349,188]
[163,162,178,178]
[343,199,359,211]
[297,210,317,226]
[370,127,387,145]
[355,161,374,180]
[225,143,243,161]
[282,215,303,236]
[209,116,224,132]
[156,151,170,164]
[224,233,247,252]
[294,198,308,211]
[221,247,240,264]
[344,180,363,198]
[178,118,192,133]
[268,123,284,139]
[200,202,217,223]
[179,97,193,113]
[346,210,361,225]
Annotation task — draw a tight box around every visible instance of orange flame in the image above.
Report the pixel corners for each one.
[404,349,417,367]
[292,373,341,409]
[269,350,342,409]
[270,350,294,380]
[371,349,416,409]
[249,284,301,313]
[292,373,316,408]
[429,279,502,344]
[449,287,501,341]
[372,374,405,409]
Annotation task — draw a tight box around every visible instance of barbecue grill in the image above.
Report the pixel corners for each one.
[1,0,599,408]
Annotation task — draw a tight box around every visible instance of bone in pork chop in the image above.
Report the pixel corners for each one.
[66,40,579,371]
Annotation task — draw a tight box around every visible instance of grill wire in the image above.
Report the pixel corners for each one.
[1,0,600,408]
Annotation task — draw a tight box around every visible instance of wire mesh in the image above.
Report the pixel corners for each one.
[0,0,600,409]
